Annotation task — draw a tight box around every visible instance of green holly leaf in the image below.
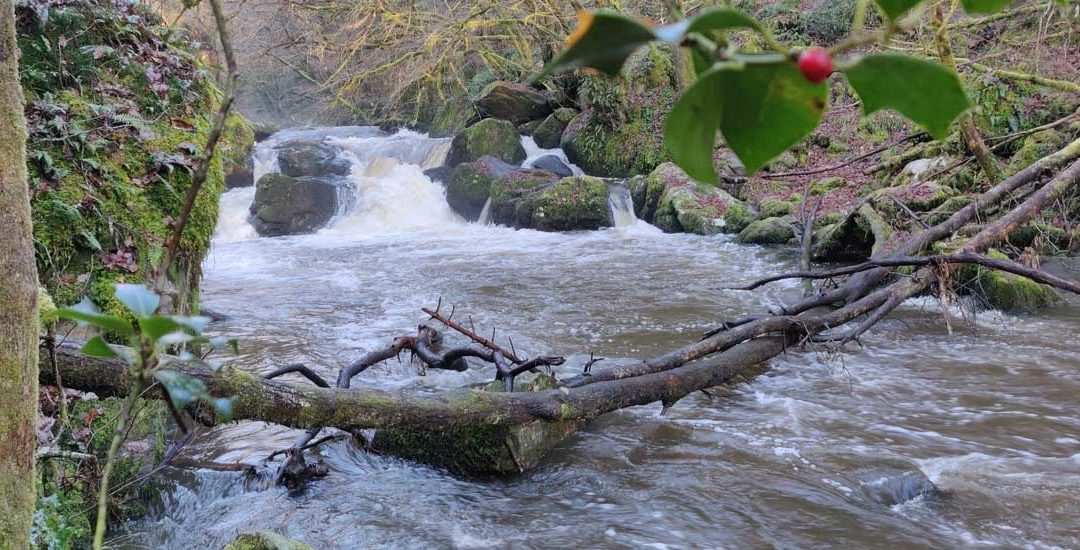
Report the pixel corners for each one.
[81,335,119,359]
[666,60,828,180]
[114,284,160,318]
[139,316,185,342]
[959,0,1014,13]
[154,370,209,409]
[536,10,657,79]
[874,0,925,20]
[843,54,972,140]
[56,298,134,335]
[684,7,762,35]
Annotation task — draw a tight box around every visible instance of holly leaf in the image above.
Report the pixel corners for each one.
[874,0,925,20]
[56,298,134,335]
[114,283,160,318]
[154,370,208,409]
[81,336,119,359]
[666,60,828,180]
[959,0,1014,13]
[844,54,972,140]
[684,7,762,35]
[536,10,657,79]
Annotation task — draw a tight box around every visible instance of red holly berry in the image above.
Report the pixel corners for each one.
[798,47,833,84]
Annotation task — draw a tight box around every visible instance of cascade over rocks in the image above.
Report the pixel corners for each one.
[531,155,574,178]
[446,119,526,167]
[473,81,554,124]
[532,108,578,149]
[635,163,754,235]
[250,173,349,236]
[275,141,351,178]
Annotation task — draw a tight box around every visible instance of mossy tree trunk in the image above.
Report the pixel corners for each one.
[0,0,41,546]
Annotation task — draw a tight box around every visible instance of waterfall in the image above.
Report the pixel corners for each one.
[520,136,584,175]
[607,185,638,228]
[477,198,493,225]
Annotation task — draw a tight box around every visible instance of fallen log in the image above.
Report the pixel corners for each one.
[40,140,1080,475]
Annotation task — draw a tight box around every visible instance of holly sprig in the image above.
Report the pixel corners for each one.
[537,0,1040,181]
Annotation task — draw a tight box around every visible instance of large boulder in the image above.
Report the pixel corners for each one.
[428,95,480,138]
[736,216,798,245]
[532,108,578,149]
[222,113,256,188]
[871,181,959,212]
[274,141,350,178]
[517,176,611,231]
[225,156,255,188]
[641,163,751,234]
[560,45,678,177]
[249,173,349,236]
[445,157,559,223]
[488,169,560,227]
[531,155,573,178]
[445,119,526,168]
[473,81,554,124]
[446,157,516,221]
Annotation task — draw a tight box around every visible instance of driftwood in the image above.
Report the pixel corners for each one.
[40,138,1080,477]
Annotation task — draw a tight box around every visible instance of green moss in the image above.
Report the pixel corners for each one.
[758,198,795,218]
[531,177,610,231]
[723,201,757,233]
[371,375,580,475]
[736,216,797,245]
[22,0,237,320]
[809,176,847,195]
[225,532,315,550]
[960,250,1061,312]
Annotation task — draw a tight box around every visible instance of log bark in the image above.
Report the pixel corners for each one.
[0,0,40,544]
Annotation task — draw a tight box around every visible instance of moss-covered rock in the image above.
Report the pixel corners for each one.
[758,198,796,218]
[737,216,798,245]
[958,250,1062,312]
[526,176,611,231]
[22,0,246,318]
[473,81,554,125]
[222,113,256,188]
[446,118,526,167]
[250,174,348,236]
[872,182,959,212]
[224,532,315,550]
[488,168,560,227]
[372,374,581,474]
[561,45,676,177]
[446,156,515,221]
[532,108,578,149]
[926,195,973,225]
[809,176,847,195]
[429,95,480,138]
[275,141,350,178]
[1006,129,1066,175]
[643,163,747,234]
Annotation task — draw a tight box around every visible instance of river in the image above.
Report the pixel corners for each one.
[117,127,1080,549]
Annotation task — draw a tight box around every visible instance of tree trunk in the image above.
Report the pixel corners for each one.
[0,0,41,545]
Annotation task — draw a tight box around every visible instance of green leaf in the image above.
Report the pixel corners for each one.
[56,298,134,335]
[873,0,925,19]
[154,370,209,409]
[171,315,211,334]
[666,60,828,180]
[843,54,972,140]
[212,398,233,422]
[684,7,762,35]
[81,336,119,359]
[536,10,657,79]
[139,316,185,342]
[665,64,729,183]
[114,284,160,318]
[959,0,1013,13]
